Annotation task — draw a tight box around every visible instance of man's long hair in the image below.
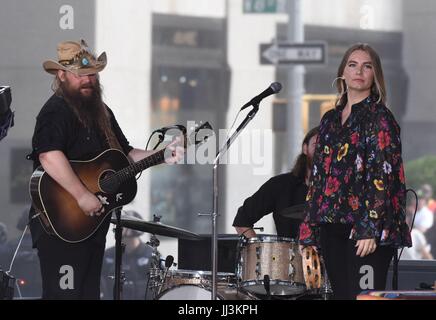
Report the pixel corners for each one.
[52,73,122,150]
[291,126,319,180]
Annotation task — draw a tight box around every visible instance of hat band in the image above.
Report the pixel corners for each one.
[58,59,75,66]
[58,50,98,69]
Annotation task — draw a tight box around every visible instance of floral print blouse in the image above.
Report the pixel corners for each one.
[299,95,412,248]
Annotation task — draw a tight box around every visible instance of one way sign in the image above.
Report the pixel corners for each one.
[260,42,327,65]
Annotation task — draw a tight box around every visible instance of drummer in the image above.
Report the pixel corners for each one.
[233,127,319,239]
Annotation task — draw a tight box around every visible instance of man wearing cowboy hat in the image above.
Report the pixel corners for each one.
[28,40,183,299]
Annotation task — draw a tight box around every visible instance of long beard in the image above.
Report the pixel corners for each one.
[59,78,104,128]
[58,77,121,150]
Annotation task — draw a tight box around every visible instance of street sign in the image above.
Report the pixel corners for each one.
[260,42,327,65]
[243,0,286,14]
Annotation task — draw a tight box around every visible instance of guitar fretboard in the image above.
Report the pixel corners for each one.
[100,149,165,191]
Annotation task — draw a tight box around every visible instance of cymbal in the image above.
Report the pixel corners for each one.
[277,204,307,220]
[110,216,202,240]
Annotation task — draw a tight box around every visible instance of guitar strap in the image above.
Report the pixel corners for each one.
[103,104,123,152]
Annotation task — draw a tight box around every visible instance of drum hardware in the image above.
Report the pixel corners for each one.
[263,275,271,299]
[110,211,202,300]
[144,234,164,300]
[253,227,264,233]
[256,246,261,260]
[113,208,124,300]
[318,250,332,300]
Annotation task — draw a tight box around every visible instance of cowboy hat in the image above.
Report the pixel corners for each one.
[43,39,106,76]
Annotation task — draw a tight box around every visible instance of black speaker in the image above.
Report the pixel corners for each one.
[177,234,240,273]
[386,260,436,290]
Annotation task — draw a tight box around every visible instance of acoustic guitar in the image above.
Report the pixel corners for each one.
[29,122,212,243]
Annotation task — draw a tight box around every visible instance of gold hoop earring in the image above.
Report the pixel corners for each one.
[332,76,347,96]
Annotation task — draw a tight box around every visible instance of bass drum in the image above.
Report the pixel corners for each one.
[157,284,256,300]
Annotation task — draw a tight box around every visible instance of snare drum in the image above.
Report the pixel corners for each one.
[237,235,306,296]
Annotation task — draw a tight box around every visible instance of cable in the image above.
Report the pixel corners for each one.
[225,109,243,142]
[391,188,418,290]
[135,130,164,181]
[398,188,418,260]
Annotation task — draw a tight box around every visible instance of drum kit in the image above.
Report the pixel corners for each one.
[111,205,332,300]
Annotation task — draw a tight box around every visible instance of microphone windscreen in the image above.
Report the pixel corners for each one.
[165,255,174,268]
[270,82,282,94]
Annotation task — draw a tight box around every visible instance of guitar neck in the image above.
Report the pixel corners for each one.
[102,123,210,189]
[115,149,165,183]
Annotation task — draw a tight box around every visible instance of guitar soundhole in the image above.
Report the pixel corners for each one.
[99,170,118,194]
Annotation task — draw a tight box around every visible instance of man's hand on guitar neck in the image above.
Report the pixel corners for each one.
[164,136,185,164]
[127,136,185,165]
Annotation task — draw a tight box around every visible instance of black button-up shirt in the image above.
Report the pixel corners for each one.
[233,173,307,239]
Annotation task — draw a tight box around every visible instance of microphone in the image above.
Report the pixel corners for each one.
[158,255,174,296]
[153,125,186,135]
[149,125,187,150]
[241,82,282,110]
[165,255,174,268]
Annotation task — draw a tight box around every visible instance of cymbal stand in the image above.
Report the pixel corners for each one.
[113,207,124,300]
[319,251,332,300]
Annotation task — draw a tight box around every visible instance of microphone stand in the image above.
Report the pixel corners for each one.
[209,104,260,300]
